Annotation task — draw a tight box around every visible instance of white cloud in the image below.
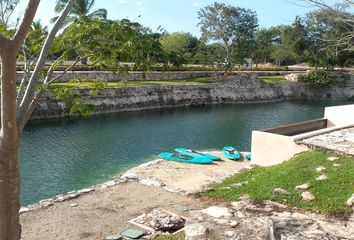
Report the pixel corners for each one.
[192,2,200,7]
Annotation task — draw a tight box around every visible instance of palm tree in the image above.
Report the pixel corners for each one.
[51,0,107,24]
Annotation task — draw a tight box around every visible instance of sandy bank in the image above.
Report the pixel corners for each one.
[123,151,251,194]
[21,151,249,239]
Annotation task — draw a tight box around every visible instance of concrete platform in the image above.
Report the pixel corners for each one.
[298,127,354,156]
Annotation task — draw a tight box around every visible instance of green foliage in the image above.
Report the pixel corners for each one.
[52,0,107,24]
[250,66,288,71]
[19,21,48,61]
[198,2,258,69]
[52,85,95,117]
[299,70,330,87]
[160,32,200,67]
[204,151,354,216]
[88,80,107,95]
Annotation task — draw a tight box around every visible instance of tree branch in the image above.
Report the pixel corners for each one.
[46,56,92,85]
[12,0,40,48]
[16,0,76,127]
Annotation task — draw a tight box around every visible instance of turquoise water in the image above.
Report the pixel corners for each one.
[19,100,352,205]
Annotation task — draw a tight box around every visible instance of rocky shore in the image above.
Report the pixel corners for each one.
[31,75,354,120]
[20,151,354,239]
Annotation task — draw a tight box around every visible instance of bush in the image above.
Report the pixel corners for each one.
[249,66,288,71]
[298,70,330,87]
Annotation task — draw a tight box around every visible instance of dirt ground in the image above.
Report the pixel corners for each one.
[21,151,250,239]
[21,182,209,240]
[129,151,251,193]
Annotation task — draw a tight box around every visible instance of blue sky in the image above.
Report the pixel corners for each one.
[22,0,338,37]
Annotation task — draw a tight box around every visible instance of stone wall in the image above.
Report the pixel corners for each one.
[16,71,215,82]
[31,74,354,120]
[16,70,306,82]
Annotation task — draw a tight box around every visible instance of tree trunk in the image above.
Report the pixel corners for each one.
[0,143,21,240]
[0,44,21,240]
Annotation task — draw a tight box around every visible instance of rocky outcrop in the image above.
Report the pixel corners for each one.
[31,75,354,120]
[184,197,354,240]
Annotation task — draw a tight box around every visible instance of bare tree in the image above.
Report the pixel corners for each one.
[0,0,19,28]
[0,0,75,239]
[301,0,354,50]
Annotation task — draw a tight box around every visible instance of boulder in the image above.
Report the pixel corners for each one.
[134,208,185,232]
[184,223,208,240]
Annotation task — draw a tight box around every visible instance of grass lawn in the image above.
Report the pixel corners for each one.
[47,77,213,89]
[204,151,354,217]
[154,233,185,240]
[258,75,286,83]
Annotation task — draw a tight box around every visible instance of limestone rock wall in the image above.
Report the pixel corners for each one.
[31,75,354,120]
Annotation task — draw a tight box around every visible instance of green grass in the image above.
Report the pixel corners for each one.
[154,233,185,240]
[258,75,286,84]
[47,77,213,89]
[204,151,354,217]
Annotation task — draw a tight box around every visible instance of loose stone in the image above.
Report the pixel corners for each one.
[184,223,208,240]
[225,231,236,238]
[69,203,78,207]
[201,206,233,219]
[229,220,239,228]
[316,166,326,172]
[273,188,290,195]
[19,207,30,214]
[346,194,354,207]
[301,191,315,201]
[139,178,165,187]
[333,163,341,167]
[295,183,311,190]
[133,208,185,232]
[315,174,328,181]
[105,234,122,240]
[77,188,94,194]
[103,180,116,187]
[327,157,339,161]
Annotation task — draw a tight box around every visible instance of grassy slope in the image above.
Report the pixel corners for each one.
[204,151,354,216]
[258,75,286,84]
[48,77,213,89]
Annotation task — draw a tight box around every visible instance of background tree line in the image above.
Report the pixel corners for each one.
[1,1,352,71]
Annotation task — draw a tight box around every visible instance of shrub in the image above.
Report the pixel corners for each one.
[249,66,288,71]
[299,70,330,87]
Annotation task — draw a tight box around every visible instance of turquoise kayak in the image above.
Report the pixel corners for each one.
[245,153,251,160]
[159,152,212,164]
[175,148,221,161]
[223,146,241,160]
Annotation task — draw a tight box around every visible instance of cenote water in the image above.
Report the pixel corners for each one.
[20,100,352,205]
